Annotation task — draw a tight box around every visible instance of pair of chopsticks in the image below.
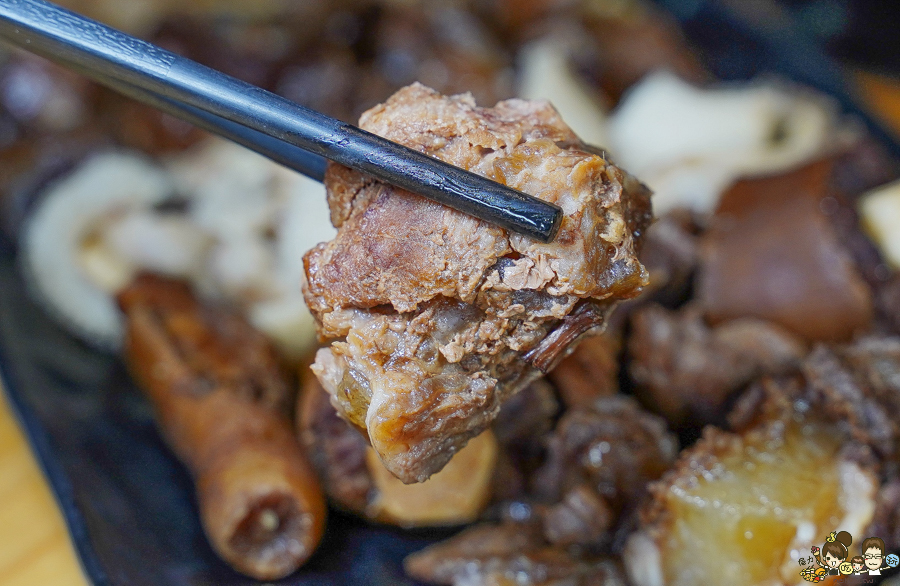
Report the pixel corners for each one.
[0,0,562,242]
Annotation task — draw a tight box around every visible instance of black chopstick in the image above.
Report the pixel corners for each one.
[0,0,562,242]
[89,74,329,182]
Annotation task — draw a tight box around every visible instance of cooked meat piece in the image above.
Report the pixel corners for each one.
[635,209,701,305]
[728,334,900,465]
[697,159,874,342]
[297,367,373,514]
[352,4,514,115]
[547,333,620,409]
[492,378,559,448]
[542,484,613,548]
[802,345,895,460]
[579,0,709,104]
[304,83,651,483]
[530,396,677,538]
[404,520,628,586]
[118,275,325,580]
[492,378,558,485]
[628,303,805,426]
[299,370,500,526]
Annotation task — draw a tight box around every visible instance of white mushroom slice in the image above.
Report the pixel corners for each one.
[170,140,284,239]
[207,233,279,302]
[608,71,842,215]
[101,210,212,279]
[518,37,609,148]
[169,138,335,357]
[255,166,334,358]
[858,179,900,269]
[22,151,173,349]
[248,295,317,360]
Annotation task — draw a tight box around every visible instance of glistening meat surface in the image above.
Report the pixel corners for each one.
[303,83,651,483]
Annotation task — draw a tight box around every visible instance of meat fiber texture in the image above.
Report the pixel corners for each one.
[303,83,651,483]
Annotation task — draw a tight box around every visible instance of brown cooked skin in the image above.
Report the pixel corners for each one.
[547,333,620,409]
[404,520,629,586]
[628,303,806,426]
[304,83,651,483]
[530,395,678,548]
[118,275,325,580]
[297,368,373,515]
[697,159,874,342]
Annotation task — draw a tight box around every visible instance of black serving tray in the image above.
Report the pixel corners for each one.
[1,1,899,585]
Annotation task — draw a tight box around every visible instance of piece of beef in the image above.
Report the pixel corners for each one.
[404,520,628,586]
[297,368,373,514]
[492,378,558,489]
[547,333,620,410]
[697,159,874,342]
[801,343,899,464]
[530,395,677,549]
[304,83,651,483]
[727,335,900,470]
[541,483,614,548]
[578,0,709,104]
[635,209,701,306]
[628,303,806,426]
[352,4,514,116]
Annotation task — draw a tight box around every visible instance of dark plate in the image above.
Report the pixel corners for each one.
[1,1,899,585]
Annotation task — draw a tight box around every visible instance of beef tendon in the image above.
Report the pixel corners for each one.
[303,83,651,483]
[118,275,326,580]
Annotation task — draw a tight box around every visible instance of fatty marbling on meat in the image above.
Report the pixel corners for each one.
[303,83,651,483]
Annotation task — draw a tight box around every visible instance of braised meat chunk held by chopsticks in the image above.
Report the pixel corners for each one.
[303,83,652,483]
[117,275,326,580]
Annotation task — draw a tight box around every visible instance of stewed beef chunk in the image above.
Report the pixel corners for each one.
[698,159,874,342]
[628,303,805,426]
[303,83,651,482]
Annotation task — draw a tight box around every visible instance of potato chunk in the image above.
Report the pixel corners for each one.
[625,418,876,586]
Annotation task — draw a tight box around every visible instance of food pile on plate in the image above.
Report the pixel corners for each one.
[1,0,899,584]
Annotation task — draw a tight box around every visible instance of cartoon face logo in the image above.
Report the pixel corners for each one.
[862,536,886,571]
